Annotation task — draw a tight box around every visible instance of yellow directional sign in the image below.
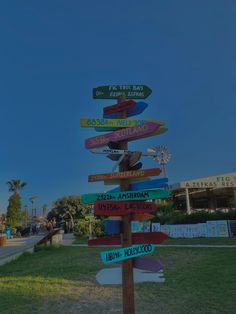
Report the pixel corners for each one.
[80,118,165,128]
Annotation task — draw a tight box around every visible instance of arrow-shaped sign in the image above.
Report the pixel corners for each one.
[103,100,136,115]
[94,200,157,216]
[93,85,152,99]
[90,147,159,157]
[85,122,160,149]
[88,168,161,182]
[88,232,169,246]
[107,178,169,193]
[80,118,165,130]
[100,244,155,265]
[103,102,148,118]
[81,189,170,204]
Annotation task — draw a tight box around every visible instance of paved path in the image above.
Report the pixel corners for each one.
[60,233,75,246]
[0,234,45,266]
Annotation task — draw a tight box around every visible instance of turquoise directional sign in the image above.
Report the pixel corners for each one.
[93,85,152,99]
[100,244,155,265]
[81,189,170,204]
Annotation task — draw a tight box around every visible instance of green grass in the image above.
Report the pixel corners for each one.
[0,245,235,313]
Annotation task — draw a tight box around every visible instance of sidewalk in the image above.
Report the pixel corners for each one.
[0,234,45,266]
[60,233,75,246]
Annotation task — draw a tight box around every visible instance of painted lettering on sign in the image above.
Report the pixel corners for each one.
[81,189,171,204]
[93,85,152,99]
[88,168,161,182]
[100,244,155,264]
[85,122,160,149]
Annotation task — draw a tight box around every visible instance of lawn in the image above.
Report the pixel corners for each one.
[0,245,235,314]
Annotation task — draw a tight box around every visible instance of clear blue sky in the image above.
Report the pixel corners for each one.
[0,1,236,214]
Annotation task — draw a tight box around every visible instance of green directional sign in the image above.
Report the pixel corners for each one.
[93,85,152,99]
[81,189,170,204]
[100,244,155,265]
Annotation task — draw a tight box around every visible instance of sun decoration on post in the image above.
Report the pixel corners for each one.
[147,145,171,178]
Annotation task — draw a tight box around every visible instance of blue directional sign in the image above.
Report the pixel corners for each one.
[100,244,155,265]
[107,178,169,193]
[103,102,148,119]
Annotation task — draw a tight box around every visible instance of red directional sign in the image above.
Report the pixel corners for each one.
[88,232,169,246]
[94,200,157,216]
[103,100,136,115]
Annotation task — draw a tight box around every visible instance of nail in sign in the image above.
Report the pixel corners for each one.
[85,122,160,149]
[100,244,155,265]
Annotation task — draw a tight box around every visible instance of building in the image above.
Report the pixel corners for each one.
[170,172,236,214]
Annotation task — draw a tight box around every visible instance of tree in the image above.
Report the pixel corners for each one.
[50,195,88,229]
[6,194,22,227]
[6,179,27,194]
[6,179,27,228]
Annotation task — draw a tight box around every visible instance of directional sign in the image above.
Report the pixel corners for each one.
[93,85,152,99]
[133,257,163,272]
[90,147,160,157]
[100,244,155,265]
[131,213,154,221]
[107,178,168,193]
[80,118,165,130]
[88,232,169,246]
[85,122,160,149]
[103,102,148,118]
[94,200,157,216]
[103,100,135,115]
[81,189,170,204]
[88,168,161,182]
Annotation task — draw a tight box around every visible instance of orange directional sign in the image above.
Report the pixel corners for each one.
[94,201,157,216]
[88,168,161,182]
[131,213,155,221]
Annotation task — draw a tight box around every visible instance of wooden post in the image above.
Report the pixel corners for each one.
[117,95,135,314]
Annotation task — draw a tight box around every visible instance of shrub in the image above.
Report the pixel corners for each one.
[73,219,105,237]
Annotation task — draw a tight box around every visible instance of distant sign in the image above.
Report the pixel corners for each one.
[94,200,157,216]
[93,85,152,99]
[85,122,160,149]
[176,172,236,189]
[100,244,155,265]
[88,168,161,182]
[81,189,170,204]
[131,213,154,221]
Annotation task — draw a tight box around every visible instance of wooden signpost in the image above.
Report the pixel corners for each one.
[88,168,161,182]
[100,244,155,265]
[81,189,170,204]
[94,200,157,216]
[84,122,160,149]
[93,85,152,99]
[82,85,168,314]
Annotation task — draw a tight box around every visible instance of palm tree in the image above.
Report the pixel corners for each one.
[6,179,27,195]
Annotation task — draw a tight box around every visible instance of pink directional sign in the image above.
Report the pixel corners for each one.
[85,122,160,149]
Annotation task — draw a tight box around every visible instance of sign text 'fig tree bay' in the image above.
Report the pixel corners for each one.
[93,85,152,99]
[100,244,155,265]
[81,189,171,204]
[84,122,160,149]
